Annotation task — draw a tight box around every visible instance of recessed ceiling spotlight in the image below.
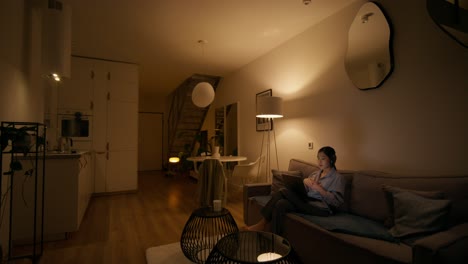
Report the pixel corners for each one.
[303,0,311,5]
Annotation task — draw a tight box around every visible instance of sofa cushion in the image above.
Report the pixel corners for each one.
[297,212,398,243]
[389,191,451,238]
[350,171,468,224]
[285,214,413,264]
[287,159,319,177]
[349,171,391,222]
[382,185,445,227]
[337,170,354,213]
[271,170,302,194]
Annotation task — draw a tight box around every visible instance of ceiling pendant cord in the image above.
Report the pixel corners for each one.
[192,40,215,108]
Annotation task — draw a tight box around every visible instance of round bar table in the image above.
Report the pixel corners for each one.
[186,156,247,163]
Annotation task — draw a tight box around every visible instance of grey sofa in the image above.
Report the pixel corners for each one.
[243,159,468,264]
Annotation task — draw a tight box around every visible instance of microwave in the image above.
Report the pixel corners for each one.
[58,113,93,141]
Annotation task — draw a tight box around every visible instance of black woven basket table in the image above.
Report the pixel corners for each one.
[206,231,297,263]
[180,207,238,263]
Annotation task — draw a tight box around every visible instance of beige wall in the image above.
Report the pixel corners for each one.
[0,0,45,123]
[139,92,166,113]
[0,0,46,254]
[214,0,468,175]
[2,0,467,176]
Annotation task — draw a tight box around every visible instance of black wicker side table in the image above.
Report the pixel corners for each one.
[180,207,238,263]
[206,231,296,263]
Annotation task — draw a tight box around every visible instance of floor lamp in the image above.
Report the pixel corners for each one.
[256,96,283,183]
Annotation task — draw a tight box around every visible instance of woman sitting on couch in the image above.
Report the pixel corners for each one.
[245,146,345,234]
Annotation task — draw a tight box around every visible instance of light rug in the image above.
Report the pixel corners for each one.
[145,242,193,264]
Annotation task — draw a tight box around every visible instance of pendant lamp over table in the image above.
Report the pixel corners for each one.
[191,40,215,108]
[192,82,215,108]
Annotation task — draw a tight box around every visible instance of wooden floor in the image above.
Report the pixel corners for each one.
[12,171,244,264]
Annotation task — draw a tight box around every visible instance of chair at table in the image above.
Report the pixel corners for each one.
[197,158,227,207]
[231,156,262,185]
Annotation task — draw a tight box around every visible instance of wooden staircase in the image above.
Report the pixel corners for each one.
[167,74,221,164]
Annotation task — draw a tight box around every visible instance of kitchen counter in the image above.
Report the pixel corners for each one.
[15,150,91,161]
[11,149,94,242]
[45,150,91,159]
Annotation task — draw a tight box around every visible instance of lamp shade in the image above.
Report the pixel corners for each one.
[42,0,71,80]
[256,96,283,118]
[192,82,215,108]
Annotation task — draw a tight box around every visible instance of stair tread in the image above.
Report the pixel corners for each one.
[168,74,221,163]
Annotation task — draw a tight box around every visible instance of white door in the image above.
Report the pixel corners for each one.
[138,112,163,171]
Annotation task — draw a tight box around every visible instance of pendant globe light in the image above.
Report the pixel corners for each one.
[192,81,215,107]
[192,40,215,108]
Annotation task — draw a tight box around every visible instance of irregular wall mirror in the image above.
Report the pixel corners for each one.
[345,2,393,90]
[427,0,468,48]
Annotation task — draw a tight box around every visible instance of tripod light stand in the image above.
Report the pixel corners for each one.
[256,96,283,183]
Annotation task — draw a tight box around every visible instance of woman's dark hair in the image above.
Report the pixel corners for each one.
[318,146,337,169]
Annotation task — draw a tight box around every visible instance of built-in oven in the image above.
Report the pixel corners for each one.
[57,112,93,141]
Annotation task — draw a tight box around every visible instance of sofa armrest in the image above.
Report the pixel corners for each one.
[412,223,468,264]
[243,183,271,225]
[243,183,271,198]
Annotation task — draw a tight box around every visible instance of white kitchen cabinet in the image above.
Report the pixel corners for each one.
[11,152,93,241]
[90,59,138,193]
[107,100,138,192]
[57,57,94,114]
[77,153,93,226]
[44,153,93,235]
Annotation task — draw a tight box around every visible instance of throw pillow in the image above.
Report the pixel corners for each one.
[382,185,445,227]
[271,170,302,194]
[388,191,451,238]
[298,213,399,243]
